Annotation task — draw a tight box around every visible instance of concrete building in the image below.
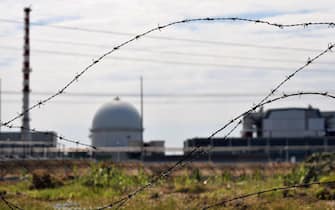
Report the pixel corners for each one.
[184,107,335,163]
[0,132,57,159]
[90,97,143,160]
[242,106,335,138]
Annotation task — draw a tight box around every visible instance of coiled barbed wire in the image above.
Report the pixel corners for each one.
[1,18,334,127]
[202,180,335,209]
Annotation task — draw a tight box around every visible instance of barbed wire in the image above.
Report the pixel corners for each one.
[2,43,333,210]
[0,18,332,53]
[96,147,206,210]
[2,17,335,127]
[1,91,334,209]
[203,42,335,153]
[209,42,334,139]
[101,43,335,208]
[96,91,335,209]
[3,125,96,149]
[0,194,23,210]
[202,180,335,209]
[3,44,325,72]
[1,17,334,209]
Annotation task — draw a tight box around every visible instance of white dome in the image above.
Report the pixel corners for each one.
[91,98,142,132]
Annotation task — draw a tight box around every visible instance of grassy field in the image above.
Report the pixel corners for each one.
[0,154,334,209]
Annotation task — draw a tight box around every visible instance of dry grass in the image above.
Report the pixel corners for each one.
[0,160,334,210]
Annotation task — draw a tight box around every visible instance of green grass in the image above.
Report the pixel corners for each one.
[0,161,334,210]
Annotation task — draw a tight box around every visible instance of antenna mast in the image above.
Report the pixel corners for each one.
[140,76,143,141]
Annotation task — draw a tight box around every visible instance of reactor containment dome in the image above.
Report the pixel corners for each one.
[90,97,143,148]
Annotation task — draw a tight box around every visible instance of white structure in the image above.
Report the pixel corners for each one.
[242,107,334,138]
[90,97,143,149]
[262,108,325,138]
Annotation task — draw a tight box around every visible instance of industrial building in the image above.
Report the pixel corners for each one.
[1,8,334,163]
[241,106,335,138]
[184,106,335,162]
[0,132,57,159]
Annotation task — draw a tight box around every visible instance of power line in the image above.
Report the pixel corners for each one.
[34,39,335,65]
[0,18,328,53]
[29,38,335,65]
[0,16,334,210]
[0,90,301,97]
[2,16,335,137]
[1,45,333,72]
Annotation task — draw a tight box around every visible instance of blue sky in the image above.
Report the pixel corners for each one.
[0,0,335,149]
[32,15,80,26]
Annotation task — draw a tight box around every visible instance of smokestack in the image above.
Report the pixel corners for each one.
[21,7,32,141]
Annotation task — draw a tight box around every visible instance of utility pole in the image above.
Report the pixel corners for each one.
[0,78,2,134]
[140,76,144,162]
[140,76,143,141]
[21,7,32,141]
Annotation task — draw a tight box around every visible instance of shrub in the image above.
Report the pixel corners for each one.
[30,172,63,189]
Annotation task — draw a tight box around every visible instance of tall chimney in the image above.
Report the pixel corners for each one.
[21,7,31,141]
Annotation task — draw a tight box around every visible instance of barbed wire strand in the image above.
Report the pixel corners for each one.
[96,147,205,210]
[202,42,335,155]
[97,91,335,209]
[209,42,334,139]
[2,18,335,127]
[202,180,335,210]
[4,125,96,149]
[0,18,333,52]
[0,194,23,210]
